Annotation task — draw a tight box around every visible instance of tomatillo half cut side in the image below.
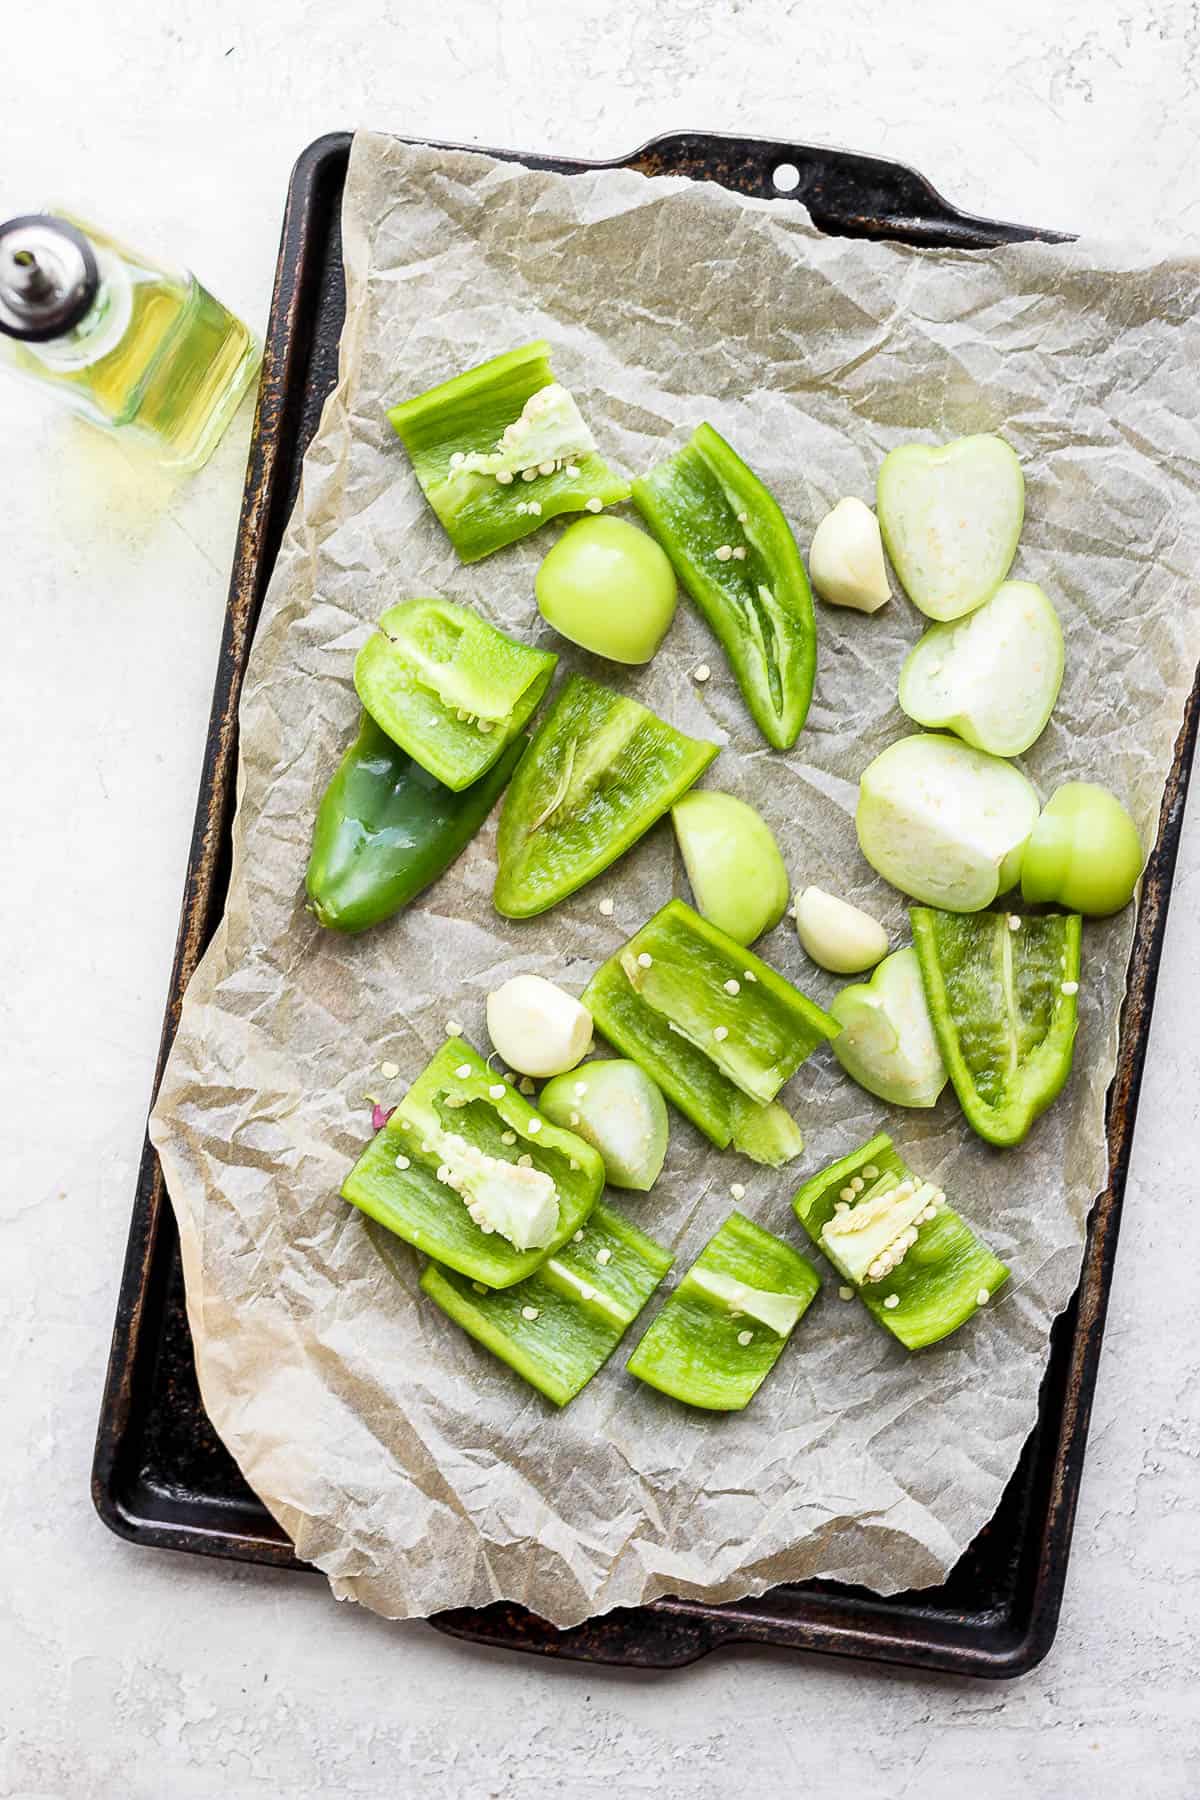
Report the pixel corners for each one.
[899,580,1064,756]
[876,434,1024,621]
[829,945,948,1109]
[1020,781,1144,916]
[540,1060,669,1191]
[535,516,677,663]
[856,733,1040,911]
[671,789,790,945]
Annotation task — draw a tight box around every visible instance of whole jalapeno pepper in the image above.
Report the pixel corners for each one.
[306,713,525,933]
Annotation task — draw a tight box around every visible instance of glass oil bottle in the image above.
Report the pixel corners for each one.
[0,211,260,473]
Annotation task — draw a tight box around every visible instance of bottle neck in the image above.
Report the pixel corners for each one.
[20,246,134,371]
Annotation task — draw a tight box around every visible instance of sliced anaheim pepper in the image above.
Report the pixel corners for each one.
[355,598,557,792]
[386,341,631,563]
[792,1133,1009,1351]
[582,899,837,1162]
[627,1211,820,1410]
[306,714,525,933]
[910,907,1082,1148]
[341,1038,604,1288]
[632,424,817,749]
[494,675,718,917]
[419,1203,673,1407]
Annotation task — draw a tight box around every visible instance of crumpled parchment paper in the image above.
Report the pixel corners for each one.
[149,131,1200,1626]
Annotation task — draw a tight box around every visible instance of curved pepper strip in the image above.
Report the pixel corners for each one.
[626,1211,819,1410]
[910,907,1082,1147]
[494,675,718,918]
[306,715,525,933]
[632,423,817,750]
[582,899,836,1161]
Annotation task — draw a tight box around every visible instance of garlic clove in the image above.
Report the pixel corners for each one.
[485,974,593,1078]
[808,496,891,613]
[793,885,889,974]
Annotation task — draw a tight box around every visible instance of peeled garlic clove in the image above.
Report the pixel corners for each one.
[808,497,890,613]
[485,974,593,1078]
[794,885,889,974]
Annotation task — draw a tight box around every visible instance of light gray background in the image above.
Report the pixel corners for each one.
[3,5,1197,1796]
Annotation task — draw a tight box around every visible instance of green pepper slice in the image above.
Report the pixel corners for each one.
[355,598,557,792]
[494,675,718,917]
[582,899,837,1161]
[633,424,816,750]
[626,1212,820,1410]
[419,1204,673,1407]
[792,1133,1009,1350]
[387,341,631,563]
[341,1038,604,1287]
[305,714,524,933]
[910,908,1082,1148]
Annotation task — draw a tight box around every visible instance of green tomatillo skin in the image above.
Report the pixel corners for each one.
[535,516,677,663]
[539,1059,669,1191]
[306,714,524,933]
[792,1134,1009,1350]
[386,341,631,562]
[671,789,790,945]
[626,1211,820,1410]
[494,674,718,917]
[355,598,556,792]
[341,1038,603,1287]
[1020,782,1144,916]
[633,423,816,750]
[910,907,1081,1147]
[419,1203,673,1407]
[582,899,836,1160]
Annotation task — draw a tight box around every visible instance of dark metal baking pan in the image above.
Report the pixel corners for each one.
[92,129,1196,1677]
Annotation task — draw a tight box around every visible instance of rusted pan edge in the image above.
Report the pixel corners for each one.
[90,135,345,1554]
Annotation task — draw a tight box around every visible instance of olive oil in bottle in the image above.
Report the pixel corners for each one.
[0,211,260,472]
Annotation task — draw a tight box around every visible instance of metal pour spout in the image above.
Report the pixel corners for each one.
[0,215,99,342]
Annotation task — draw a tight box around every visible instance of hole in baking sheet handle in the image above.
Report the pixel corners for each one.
[772,162,802,193]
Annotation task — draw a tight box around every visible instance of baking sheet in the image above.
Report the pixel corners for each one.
[149,130,1200,1627]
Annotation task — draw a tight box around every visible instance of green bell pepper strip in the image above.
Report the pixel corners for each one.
[910,907,1082,1148]
[582,899,837,1160]
[355,598,557,793]
[494,674,719,917]
[626,1211,820,1410]
[386,341,631,563]
[632,423,817,750]
[341,1038,604,1287]
[791,1133,1010,1351]
[305,714,524,933]
[419,1204,673,1407]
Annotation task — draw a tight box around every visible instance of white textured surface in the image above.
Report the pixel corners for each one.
[1,5,1198,1795]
